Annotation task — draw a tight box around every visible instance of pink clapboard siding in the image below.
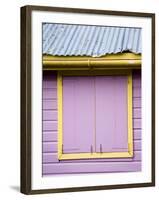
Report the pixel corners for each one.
[42,71,142,175]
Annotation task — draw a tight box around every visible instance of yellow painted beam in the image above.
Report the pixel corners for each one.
[44,52,141,60]
[43,53,141,70]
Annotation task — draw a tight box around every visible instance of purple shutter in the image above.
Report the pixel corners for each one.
[62,76,95,153]
[95,76,128,153]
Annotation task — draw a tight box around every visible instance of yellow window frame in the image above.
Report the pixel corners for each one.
[57,70,133,160]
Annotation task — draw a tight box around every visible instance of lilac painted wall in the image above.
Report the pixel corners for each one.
[42,70,142,175]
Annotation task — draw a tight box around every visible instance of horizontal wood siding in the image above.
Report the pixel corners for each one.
[42,70,142,175]
[43,140,141,153]
[43,150,141,164]
[43,162,141,174]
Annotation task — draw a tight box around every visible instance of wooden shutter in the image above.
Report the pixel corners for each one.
[62,76,95,153]
[95,76,128,153]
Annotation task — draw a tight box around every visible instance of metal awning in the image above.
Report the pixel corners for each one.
[43,23,142,57]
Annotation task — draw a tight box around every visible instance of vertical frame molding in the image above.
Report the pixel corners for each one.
[57,70,133,160]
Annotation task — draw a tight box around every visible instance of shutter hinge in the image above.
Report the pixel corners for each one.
[100,144,103,153]
[90,145,93,154]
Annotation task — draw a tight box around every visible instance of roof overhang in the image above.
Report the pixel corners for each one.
[43,53,141,70]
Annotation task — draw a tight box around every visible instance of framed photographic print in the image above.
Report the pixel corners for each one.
[20,5,155,194]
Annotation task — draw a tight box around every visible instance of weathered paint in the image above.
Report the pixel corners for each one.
[42,70,141,175]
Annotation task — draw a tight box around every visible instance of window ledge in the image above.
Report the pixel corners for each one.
[58,151,133,160]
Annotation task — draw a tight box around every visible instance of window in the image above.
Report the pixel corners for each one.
[58,70,133,160]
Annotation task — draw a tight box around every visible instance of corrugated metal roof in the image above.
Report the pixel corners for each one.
[43,23,142,57]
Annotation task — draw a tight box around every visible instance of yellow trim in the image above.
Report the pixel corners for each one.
[44,52,141,60]
[57,73,63,159]
[128,73,133,156]
[59,152,132,160]
[44,67,140,71]
[43,53,141,70]
[57,71,133,160]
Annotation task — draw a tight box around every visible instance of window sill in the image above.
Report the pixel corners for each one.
[58,151,133,160]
